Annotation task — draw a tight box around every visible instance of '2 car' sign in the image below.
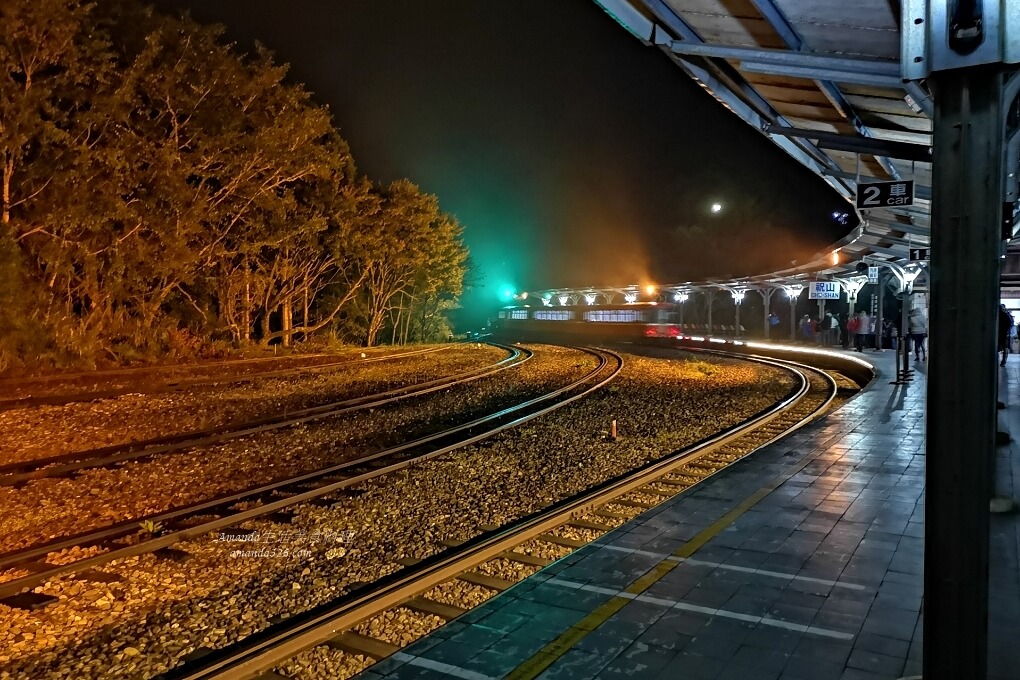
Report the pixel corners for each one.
[855,180,915,209]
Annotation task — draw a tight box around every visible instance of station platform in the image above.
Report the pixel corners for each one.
[359,350,1020,680]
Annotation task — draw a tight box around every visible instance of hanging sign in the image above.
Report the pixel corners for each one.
[856,180,915,208]
[868,266,880,284]
[909,248,929,261]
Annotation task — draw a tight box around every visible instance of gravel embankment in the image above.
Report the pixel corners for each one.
[0,346,596,554]
[0,346,418,405]
[0,345,505,466]
[0,350,795,680]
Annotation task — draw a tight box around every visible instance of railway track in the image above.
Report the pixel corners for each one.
[0,343,524,486]
[0,345,452,410]
[0,346,623,604]
[152,353,839,680]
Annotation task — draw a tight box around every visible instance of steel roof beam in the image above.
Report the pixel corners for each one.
[766,125,932,163]
[865,218,931,237]
[738,62,904,89]
[747,0,903,181]
[861,243,909,258]
[868,232,930,248]
[864,217,930,235]
[638,0,854,198]
[663,41,900,77]
[887,206,934,220]
[664,39,931,98]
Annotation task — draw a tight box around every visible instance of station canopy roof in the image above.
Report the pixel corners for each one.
[551,0,941,298]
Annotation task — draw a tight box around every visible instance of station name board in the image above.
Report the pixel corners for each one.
[808,281,840,300]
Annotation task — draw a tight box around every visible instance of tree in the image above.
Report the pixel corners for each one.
[356,181,467,346]
[0,0,471,369]
[399,214,467,343]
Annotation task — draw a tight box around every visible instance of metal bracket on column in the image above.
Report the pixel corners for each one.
[902,0,1020,79]
[837,276,868,302]
[1003,72,1020,237]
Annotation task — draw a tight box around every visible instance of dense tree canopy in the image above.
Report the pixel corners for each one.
[0,0,468,371]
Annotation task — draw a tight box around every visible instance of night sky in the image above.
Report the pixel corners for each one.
[155,0,853,326]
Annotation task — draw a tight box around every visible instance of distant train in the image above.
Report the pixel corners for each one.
[493,302,746,342]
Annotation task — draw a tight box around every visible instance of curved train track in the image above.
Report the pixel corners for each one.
[0,346,623,602]
[152,350,842,680]
[0,342,524,486]
[0,345,453,410]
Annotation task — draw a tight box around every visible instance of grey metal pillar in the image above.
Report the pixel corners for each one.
[706,290,716,335]
[815,299,823,345]
[899,286,912,380]
[924,65,1007,680]
[875,275,884,350]
[789,297,797,340]
[759,288,775,339]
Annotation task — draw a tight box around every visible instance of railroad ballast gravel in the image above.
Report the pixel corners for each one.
[0,345,595,553]
[0,350,795,680]
[0,344,505,465]
[0,348,401,405]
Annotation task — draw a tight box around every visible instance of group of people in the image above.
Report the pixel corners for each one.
[792,308,930,359]
[797,312,843,346]
[797,311,872,350]
[776,303,1020,366]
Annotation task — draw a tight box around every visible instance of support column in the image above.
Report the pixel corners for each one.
[705,290,716,335]
[732,290,745,338]
[789,297,797,340]
[674,291,689,332]
[785,285,803,341]
[817,299,825,345]
[924,65,1008,680]
[759,288,775,339]
[875,274,884,350]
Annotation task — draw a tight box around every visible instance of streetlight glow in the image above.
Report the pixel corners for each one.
[645,284,657,296]
[710,202,723,214]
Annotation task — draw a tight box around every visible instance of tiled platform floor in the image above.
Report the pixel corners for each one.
[359,349,1020,680]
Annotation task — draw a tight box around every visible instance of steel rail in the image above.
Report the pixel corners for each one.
[0,352,336,385]
[162,354,836,680]
[0,345,454,409]
[0,343,523,484]
[0,347,623,599]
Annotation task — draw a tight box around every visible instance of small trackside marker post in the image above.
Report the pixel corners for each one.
[611,419,618,440]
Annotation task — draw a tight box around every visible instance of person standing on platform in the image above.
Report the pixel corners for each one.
[847,313,860,350]
[999,304,1013,367]
[883,319,896,350]
[855,311,870,352]
[907,307,927,361]
[840,313,850,349]
[800,315,814,342]
[826,312,840,347]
